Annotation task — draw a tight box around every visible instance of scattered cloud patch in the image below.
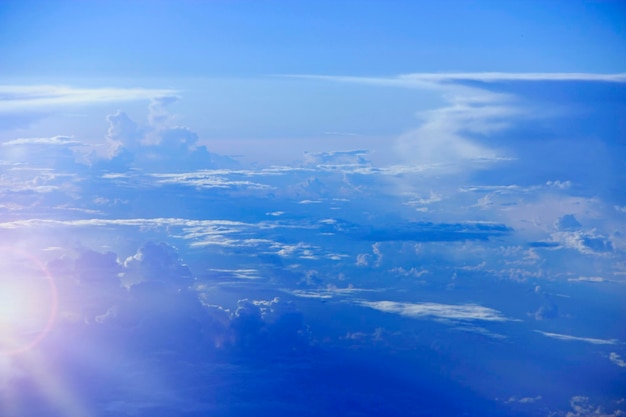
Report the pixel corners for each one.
[609,353,626,368]
[151,172,272,190]
[208,269,262,280]
[568,276,606,283]
[550,231,614,255]
[564,396,626,417]
[359,300,513,322]
[505,395,542,404]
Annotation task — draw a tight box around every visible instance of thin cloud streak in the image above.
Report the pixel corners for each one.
[359,300,514,322]
[535,330,619,345]
[0,85,178,111]
[2,136,82,146]
[287,72,626,88]
[399,72,626,83]
[0,218,249,230]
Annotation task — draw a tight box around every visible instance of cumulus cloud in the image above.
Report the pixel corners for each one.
[551,231,614,255]
[1,90,237,174]
[42,241,310,358]
[105,111,143,152]
[147,95,180,128]
[102,99,237,172]
[46,249,125,324]
[121,242,192,287]
[229,298,309,354]
[563,396,626,417]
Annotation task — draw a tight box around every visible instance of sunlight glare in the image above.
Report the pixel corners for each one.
[0,248,58,355]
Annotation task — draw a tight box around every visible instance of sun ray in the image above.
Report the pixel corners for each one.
[1,350,94,417]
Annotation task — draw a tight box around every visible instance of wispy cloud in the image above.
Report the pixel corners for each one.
[208,268,262,280]
[535,330,619,345]
[0,85,177,111]
[0,217,248,230]
[288,72,626,174]
[505,396,543,404]
[397,72,626,83]
[395,90,515,168]
[1,136,82,146]
[292,74,518,170]
[288,72,626,88]
[150,172,272,190]
[359,300,513,322]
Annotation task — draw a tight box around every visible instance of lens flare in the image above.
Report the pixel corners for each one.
[0,248,58,355]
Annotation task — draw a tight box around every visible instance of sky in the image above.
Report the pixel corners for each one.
[1,1,626,416]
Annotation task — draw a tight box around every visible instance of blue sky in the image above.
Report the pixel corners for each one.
[1,0,625,76]
[1,1,626,416]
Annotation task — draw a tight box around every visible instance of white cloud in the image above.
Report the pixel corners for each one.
[565,396,626,417]
[399,72,626,83]
[2,136,82,146]
[287,286,378,300]
[121,242,192,287]
[505,395,542,404]
[359,300,513,322]
[395,86,514,170]
[289,72,626,87]
[288,72,624,178]
[535,330,619,345]
[0,217,249,230]
[609,352,626,368]
[0,217,333,261]
[208,269,262,280]
[551,231,614,255]
[454,325,507,340]
[101,103,238,170]
[0,85,176,111]
[568,276,606,283]
[151,172,272,190]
